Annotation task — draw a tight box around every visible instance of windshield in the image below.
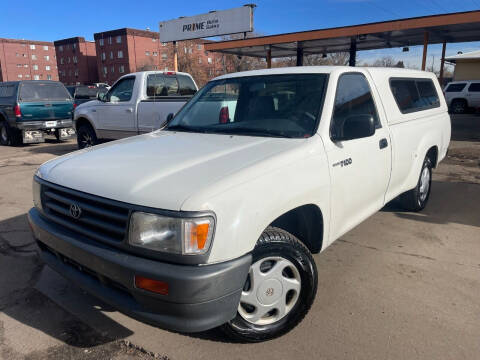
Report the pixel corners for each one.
[165,74,328,138]
[19,82,72,102]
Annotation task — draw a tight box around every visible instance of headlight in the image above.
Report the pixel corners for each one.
[128,212,214,255]
[32,178,42,212]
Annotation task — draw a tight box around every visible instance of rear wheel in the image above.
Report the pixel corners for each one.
[77,124,97,149]
[450,99,467,114]
[0,121,21,146]
[400,156,432,212]
[221,227,317,342]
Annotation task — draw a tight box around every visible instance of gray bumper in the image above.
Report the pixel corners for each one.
[28,208,251,333]
[16,119,73,130]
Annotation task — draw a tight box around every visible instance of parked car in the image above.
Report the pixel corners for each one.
[66,85,108,107]
[74,71,198,148]
[443,80,480,113]
[29,66,450,342]
[93,82,111,90]
[0,80,75,145]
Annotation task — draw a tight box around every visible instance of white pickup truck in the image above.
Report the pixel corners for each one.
[29,66,450,342]
[73,71,197,148]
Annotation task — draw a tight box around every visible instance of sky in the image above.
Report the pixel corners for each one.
[1,0,480,71]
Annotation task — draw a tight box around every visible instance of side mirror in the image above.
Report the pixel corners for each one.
[97,92,107,102]
[333,114,375,141]
[159,113,174,130]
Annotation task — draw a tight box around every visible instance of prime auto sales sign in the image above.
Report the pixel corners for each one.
[159,6,253,42]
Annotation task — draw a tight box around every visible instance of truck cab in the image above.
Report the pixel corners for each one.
[73,71,197,148]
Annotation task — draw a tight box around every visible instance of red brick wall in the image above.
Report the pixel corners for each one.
[0,38,58,82]
[55,38,99,85]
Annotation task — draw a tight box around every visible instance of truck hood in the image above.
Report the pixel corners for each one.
[38,131,306,211]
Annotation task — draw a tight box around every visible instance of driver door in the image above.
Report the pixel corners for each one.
[326,72,392,240]
[97,76,137,139]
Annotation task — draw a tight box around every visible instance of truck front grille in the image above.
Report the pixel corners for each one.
[41,182,130,244]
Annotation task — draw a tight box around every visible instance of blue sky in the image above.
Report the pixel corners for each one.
[2,0,479,70]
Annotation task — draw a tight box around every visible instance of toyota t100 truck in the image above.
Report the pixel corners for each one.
[29,66,450,342]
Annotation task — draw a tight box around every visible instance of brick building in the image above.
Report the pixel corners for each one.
[0,38,58,82]
[54,37,98,85]
[93,28,174,85]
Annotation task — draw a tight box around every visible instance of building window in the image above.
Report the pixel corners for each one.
[162,42,167,46]
[44,55,50,61]
[197,44,202,50]
[99,38,104,46]
[116,36,122,43]
[103,66,107,74]
[111,65,115,73]
[74,69,78,76]
[153,51,158,56]
[16,64,21,67]
[110,51,113,59]
[118,50,123,58]
[60,58,64,64]
[18,74,22,78]
[205,51,209,56]
[25,74,30,78]
[73,56,78,63]
[161,53,167,60]
[72,43,76,50]
[101,52,106,60]
[198,58,202,64]
[67,57,70,63]
[33,64,38,70]
[207,57,212,64]
[47,75,52,80]
[119,65,125,73]
[152,38,157,42]
[30,44,35,50]
[46,65,51,71]
[59,45,63,52]
[43,45,48,51]
[23,54,27,57]
[33,75,40,80]
[24,64,28,68]
[184,47,187,54]
[31,54,37,60]
[145,51,150,56]
[108,36,112,45]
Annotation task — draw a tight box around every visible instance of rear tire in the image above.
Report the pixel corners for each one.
[450,99,467,114]
[0,121,21,146]
[400,157,432,212]
[220,227,317,342]
[77,124,97,149]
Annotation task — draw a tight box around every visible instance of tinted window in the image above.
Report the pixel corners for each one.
[390,78,440,113]
[107,77,135,102]
[19,82,71,102]
[177,74,197,95]
[331,73,380,140]
[66,86,75,97]
[446,83,466,92]
[146,74,179,97]
[468,83,480,92]
[75,86,100,99]
[0,85,15,98]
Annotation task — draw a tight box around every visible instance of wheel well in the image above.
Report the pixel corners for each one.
[269,204,323,253]
[451,98,467,105]
[426,146,438,168]
[75,117,94,132]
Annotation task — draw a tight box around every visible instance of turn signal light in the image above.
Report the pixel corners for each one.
[134,276,169,295]
[14,104,21,117]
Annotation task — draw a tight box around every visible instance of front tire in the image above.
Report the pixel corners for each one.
[77,124,97,149]
[221,227,317,342]
[400,156,432,212]
[450,99,467,114]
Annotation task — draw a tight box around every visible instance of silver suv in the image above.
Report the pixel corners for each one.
[444,81,480,114]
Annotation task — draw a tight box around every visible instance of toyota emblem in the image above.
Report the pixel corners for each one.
[69,203,82,219]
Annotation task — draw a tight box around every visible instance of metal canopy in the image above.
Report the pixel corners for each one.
[204,10,480,58]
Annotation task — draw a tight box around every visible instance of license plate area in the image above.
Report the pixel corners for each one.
[59,128,76,139]
[45,121,57,128]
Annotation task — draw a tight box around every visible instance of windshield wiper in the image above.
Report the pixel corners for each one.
[165,124,201,133]
[209,127,294,138]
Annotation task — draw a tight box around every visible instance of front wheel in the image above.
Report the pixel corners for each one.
[77,124,97,149]
[221,227,318,342]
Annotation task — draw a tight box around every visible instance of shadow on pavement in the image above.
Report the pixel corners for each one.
[25,140,78,157]
[382,180,480,228]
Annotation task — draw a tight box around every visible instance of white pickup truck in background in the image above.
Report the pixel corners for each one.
[73,71,197,148]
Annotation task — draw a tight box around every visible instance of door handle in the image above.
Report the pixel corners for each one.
[379,138,388,149]
[125,108,133,113]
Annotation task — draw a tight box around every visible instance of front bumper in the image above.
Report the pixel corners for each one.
[16,119,73,130]
[28,208,251,332]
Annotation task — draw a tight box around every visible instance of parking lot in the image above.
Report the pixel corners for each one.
[0,115,479,360]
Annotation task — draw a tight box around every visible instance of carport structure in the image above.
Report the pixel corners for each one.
[204,10,480,82]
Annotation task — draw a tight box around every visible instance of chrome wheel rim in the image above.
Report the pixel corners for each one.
[419,166,430,202]
[238,256,301,325]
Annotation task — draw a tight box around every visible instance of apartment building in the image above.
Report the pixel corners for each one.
[93,28,174,85]
[54,37,98,85]
[0,38,58,82]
